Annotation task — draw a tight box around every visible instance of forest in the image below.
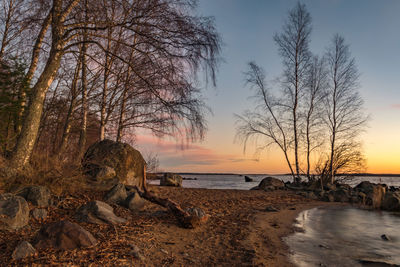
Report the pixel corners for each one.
[0,0,221,185]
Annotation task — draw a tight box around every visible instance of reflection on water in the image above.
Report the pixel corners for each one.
[285,207,400,266]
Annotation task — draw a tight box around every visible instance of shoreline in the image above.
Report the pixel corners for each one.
[1,185,342,266]
[243,200,345,266]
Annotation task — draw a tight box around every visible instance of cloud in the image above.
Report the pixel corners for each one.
[135,134,259,169]
[391,104,400,109]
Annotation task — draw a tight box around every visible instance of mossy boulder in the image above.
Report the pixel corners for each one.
[82,139,147,189]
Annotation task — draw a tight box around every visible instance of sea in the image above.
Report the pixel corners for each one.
[148,173,400,190]
[149,174,400,266]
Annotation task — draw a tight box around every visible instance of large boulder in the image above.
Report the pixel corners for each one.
[354,181,374,193]
[34,220,97,250]
[331,189,350,203]
[17,185,52,207]
[382,191,400,211]
[76,200,126,225]
[0,193,29,231]
[82,139,147,189]
[257,177,284,191]
[160,173,182,187]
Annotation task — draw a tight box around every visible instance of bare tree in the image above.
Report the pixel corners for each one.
[303,55,327,179]
[324,34,368,183]
[8,0,221,171]
[273,2,312,178]
[236,62,296,180]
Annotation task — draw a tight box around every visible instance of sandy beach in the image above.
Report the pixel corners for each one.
[0,185,340,266]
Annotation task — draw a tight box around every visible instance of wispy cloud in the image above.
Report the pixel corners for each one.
[392,104,400,109]
[135,135,258,170]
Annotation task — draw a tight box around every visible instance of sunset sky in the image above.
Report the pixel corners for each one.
[137,0,400,174]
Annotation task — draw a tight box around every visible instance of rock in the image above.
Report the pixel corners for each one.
[381,234,390,241]
[324,183,337,191]
[82,139,147,189]
[104,183,127,205]
[34,220,97,250]
[31,208,48,220]
[184,207,209,227]
[354,181,374,193]
[17,185,51,207]
[306,191,318,200]
[76,200,126,225]
[12,241,36,260]
[372,185,386,209]
[333,189,350,202]
[257,177,284,191]
[124,190,145,211]
[160,173,183,187]
[96,166,116,181]
[327,192,335,202]
[0,193,29,231]
[382,191,400,211]
[358,192,367,205]
[129,244,145,261]
[244,176,253,182]
[265,205,279,212]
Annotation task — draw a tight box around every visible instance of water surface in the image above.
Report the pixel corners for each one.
[285,207,400,266]
[148,174,400,190]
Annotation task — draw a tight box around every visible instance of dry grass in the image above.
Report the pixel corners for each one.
[0,153,90,196]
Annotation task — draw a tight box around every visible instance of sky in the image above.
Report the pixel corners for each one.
[136,0,400,174]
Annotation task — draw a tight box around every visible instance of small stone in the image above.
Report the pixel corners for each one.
[244,176,254,182]
[31,208,48,220]
[12,241,36,260]
[265,206,279,212]
[104,183,127,205]
[76,200,126,225]
[0,193,29,231]
[124,190,145,211]
[381,234,390,241]
[129,244,145,261]
[17,186,52,207]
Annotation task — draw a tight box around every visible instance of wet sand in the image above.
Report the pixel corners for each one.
[1,185,338,266]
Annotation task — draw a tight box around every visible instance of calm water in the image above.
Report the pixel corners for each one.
[148,174,400,190]
[150,174,400,266]
[285,207,400,266]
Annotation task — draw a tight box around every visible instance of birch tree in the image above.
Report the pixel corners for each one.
[273,2,312,178]
[324,34,367,183]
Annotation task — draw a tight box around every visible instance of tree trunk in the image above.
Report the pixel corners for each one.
[116,89,127,142]
[132,186,208,229]
[15,12,53,136]
[58,59,81,157]
[10,2,63,170]
[78,0,88,158]
[77,44,88,158]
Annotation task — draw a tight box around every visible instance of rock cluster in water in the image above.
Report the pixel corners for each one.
[252,177,400,211]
